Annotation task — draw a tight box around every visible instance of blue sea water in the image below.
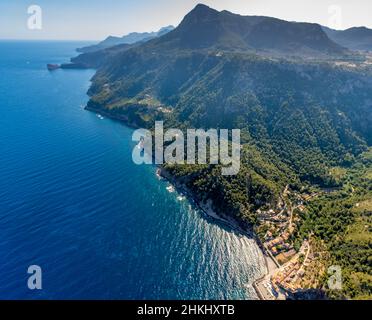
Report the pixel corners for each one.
[0,41,265,300]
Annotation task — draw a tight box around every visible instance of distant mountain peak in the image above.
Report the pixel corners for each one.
[77,26,175,53]
[192,3,213,11]
[157,4,346,56]
[159,25,175,32]
[182,3,219,21]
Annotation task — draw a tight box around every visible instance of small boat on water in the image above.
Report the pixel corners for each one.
[166,185,175,193]
[177,195,186,201]
[47,64,60,71]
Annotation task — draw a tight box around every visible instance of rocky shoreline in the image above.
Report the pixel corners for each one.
[85,105,143,129]
[85,105,276,300]
[157,166,277,300]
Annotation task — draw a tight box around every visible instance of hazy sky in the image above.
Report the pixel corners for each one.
[1,0,371,41]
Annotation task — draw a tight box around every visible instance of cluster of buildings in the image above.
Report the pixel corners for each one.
[254,188,326,299]
[257,188,319,263]
[271,240,311,293]
[256,195,298,263]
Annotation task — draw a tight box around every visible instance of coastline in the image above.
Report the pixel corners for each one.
[252,253,280,300]
[85,105,276,300]
[158,167,253,237]
[158,166,277,300]
[85,105,144,129]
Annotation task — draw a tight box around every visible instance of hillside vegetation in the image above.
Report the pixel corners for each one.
[73,4,372,299]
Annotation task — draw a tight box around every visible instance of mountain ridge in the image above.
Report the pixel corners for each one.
[146,4,347,56]
[323,26,372,51]
[77,25,175,53]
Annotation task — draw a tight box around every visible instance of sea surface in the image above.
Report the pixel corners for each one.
[0,41,265,299]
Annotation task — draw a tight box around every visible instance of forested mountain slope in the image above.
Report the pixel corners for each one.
[71,4,372,299]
